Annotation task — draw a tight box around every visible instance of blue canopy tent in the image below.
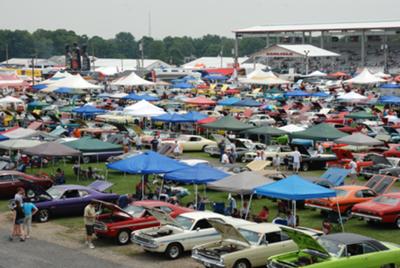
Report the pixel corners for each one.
[284,90,311,98]
[72,105,106,117]
[171,82,193,89]
[312,92,330,98]
[378,95,400,105]
[182,111,208,122]
[107,151,189,199]
[171,75,197,84]
[234,98,262,107]
[54,87,73,94]
[203,74,228,81]
[151,113,192,123]
[253,175,340,228]
[164,163,229,207]
[123,93,160,101]
[380,84,400,89]
[217,97,240,106]
[32,84,48,90]
[0,134,9,141]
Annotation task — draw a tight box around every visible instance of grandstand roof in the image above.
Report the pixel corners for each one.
[234,20,400,35]
[252,44,339,58]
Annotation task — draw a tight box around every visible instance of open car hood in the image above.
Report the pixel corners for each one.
[93,199,132,218]
[208,219,250,246]
[87,180,113,192]
[281,227,329,256]
[20,179,52,200]
[144,206,181,228]
[364,154,391,166]
[364,175,397,195]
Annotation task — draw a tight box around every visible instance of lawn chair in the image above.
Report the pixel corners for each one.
[212,202,225,215]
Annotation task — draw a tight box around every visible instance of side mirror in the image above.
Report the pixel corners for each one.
[196,227,200,232]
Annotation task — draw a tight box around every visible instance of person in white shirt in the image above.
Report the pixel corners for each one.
[221,150,230,164]
[317,143,324,154]
[292,147,301,174]
[348,158,358,184]
[273,154,281,171]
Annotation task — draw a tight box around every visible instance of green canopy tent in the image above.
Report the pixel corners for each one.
[242,126,288,144]
[290,123,348,141]
[267,88,285,94]
[202,116,254,131]
[344,111,377,120]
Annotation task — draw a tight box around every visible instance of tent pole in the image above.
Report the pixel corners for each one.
[159,178,164,200]
[77,155,80,181]
[245,194,253,220]
[240,194,244,218]
[195,184,198,210]
[336,199,345,232]
[292,200,297,227]
[141,175,145,200]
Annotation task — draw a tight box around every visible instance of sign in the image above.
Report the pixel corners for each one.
[16,69,42,77]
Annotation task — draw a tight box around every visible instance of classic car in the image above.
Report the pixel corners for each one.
[162,135,217,152]
[94,200,191,245]
[247,114,276,127]
[383,144,400,158]
[26,180,119,222]
[305,175,397,215]
[204,145,249,162]
[360,154,400,179]
[242,145,293,163]
[131,210,251,259]
[0,171,53,199]
[327,148,373,173]
[192,220,321,268]
[351,192,400,228]
[286,145,337,171]
[266,228,400,268]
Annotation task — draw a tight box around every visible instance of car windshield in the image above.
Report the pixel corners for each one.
[317,237,345,257]
[335,189,348,197]
[174,215,194,230]
[125,205,145,217]
[46,187,64,199]
[238,228,261,245]
[373,196,399,206]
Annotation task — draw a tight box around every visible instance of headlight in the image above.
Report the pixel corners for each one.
[192,249,198,255]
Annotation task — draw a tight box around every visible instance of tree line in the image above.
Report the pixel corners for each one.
[0,29,267,65]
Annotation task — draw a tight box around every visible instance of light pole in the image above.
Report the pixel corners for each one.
[304,50,310,75]
[381,43,389,74]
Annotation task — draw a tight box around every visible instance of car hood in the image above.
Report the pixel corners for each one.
[353,200,394,212]
[281,227,329,256]
[93,200,132,218]
[365,154,391,166]
[87,180,113,192]
[21,179,53,200]
[208,219,250,246]
[144,206,182,228]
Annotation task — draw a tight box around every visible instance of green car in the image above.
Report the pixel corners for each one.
[267,227,400,268]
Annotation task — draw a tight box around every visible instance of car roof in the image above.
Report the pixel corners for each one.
[51,184,93,191]
[323,233,385,248]
[132,200,177,207]
[180,211,250,225]
[336,185,369,191]
[238,223,282,233]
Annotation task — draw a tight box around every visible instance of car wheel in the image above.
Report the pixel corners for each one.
[202,145,208,152]
[301,163,309,172]
[396,218,400,229]
[116,229,131,245]
[234,259,251,268]
[165,243,182,259]
[344,208,352,218]
[37,209,50,222]
[82,156,90,164]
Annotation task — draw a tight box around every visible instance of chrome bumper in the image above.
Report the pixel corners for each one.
[192,253,225,268]
[351,212,382,221]
[131,236,159,249]
[305,203,333,211]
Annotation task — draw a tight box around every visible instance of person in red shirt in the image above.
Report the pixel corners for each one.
[253,206,269,223]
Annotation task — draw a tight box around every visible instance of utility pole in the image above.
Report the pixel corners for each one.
[139,39,144,70]
[5,44,8,64]
[31,56,35,86]
[304,50,310,75]
[148,11,152,37]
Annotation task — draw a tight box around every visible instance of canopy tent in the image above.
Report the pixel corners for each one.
[374,71,391,79]
[335,132,383,146]
[182,111,208,122]
[22,142,81,157]
[111,72,154,86]
[284,90,311,97]
[0,139,44,150]
[63,137,122,153]
[303,70,327,77]
[41,74,101,91]
[0,96,24,105]
[253,44,340,58]
[218,97,240,106]
[202,116,254,131]
[151,113,192,123]
[123,93,159,101]
[239,69,290,85]
[197,117,218,124]
[1,127,37,139]
[34,71,72,88]
[278,124,305,133]
[344,111,377,120]
[164,163,228,184]
[234,98,262,107]
[0,74,29,88]
[72,105,106,115]
[242,125,287,136]
[378,95,400,104]
[53,87,85,95]
[171,82,193,89]
[380,84,400,89]
[291,123,347,141]
[344,69,386,84]
[184,96,216,105]
[337,91,368,102]
[123,100,166,117]
[203,74,228,81]
[109,92,129,99]
[312,92,330,98]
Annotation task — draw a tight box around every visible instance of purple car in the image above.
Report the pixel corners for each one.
[26,180,119,222]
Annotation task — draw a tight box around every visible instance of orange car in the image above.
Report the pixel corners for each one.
[305,175,397,215]
[327,148,373,173]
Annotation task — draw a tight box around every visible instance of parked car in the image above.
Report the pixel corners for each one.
[248,114,276,126]
[205,145,249,162]
[242,145,293,163]
[26,181,119,222]
[286,144,337,171]
[0,171,53,199]
[131,210,251,259]
[192,220,321,268]
[162,135,217,152]
[351,192,400,229]
[360,154,400,179]
[94,200,191,245]
[383,144,400,158]
[305,175,397,215]
[266,228,400,268]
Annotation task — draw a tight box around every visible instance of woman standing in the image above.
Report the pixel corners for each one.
[9,200,25,242]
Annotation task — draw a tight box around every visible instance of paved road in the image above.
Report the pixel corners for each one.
[0,228,129,268]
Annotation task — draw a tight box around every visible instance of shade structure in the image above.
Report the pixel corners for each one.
[172,82,193,89]
[380,84,400,89]
[378,95,400,104]
[203,74,228,81]
[344,111,377,120]
[0,96,24,104]
[123,93,159,101]
[54,87,85,95]
[41,74,101,91]
[164,163,229,184]
[197,117,218,124]
[254,175,336,200]
[32,84,48,90]
[0,74,29,88]
[27,101,49,110]
[63,137,122,153]
[1,127,37,139]
[207,171,274,195]
[184,96,216,105]
[304,70,327,77]
[242,126,287,136]
[239,70,290,85]
[234,98,262,107]
[111,72,154,86]
[123,100,166,117]
[312,92,330,98]
[344,68,386,84]
[278,124,305,133]
[290,123,347,141]
[337,91,368,102]
[202,116,254,131]
[335,132,383,146]
[107,151,189,174]
[0,139,45,150]
[217,97,240,106]
[182,111,208,122]
[22,142,81,157]
[151,113,192,123]
[284,90,311,97]
[72,105,106,115]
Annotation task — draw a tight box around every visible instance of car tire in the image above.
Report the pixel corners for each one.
[116,229,131,245]
[202,145,208,152]
[165,243,182,259]
[234,259,251,268]
[37,209,50,223]
[301,162,309,172]
[344,208,352,218]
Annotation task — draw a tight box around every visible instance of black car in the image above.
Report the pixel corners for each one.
[286,144,337,171]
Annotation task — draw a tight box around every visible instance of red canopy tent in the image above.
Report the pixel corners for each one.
[205,68,234,76]
[225,88,240,95]
[0,74,29,88]
[197,117,218,124]
[184,96,216,105]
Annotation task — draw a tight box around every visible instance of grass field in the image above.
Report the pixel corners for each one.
[2,152,399,245]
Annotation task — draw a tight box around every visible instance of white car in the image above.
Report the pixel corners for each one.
[131,210,252,259]
[242,145,294,163]
[248,114,276,126]
[162,135,217,152]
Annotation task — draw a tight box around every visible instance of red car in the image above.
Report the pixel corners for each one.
[352,192,400,228]
[327,148,373,173]
[383,144,400,158]
[0,170,53,199]
[94,200,192,245]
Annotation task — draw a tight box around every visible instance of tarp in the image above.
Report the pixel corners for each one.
[344,68,386,85]
[1,127,37,139]
[202,116,254,131]
[107,150,189,174]
[242,125,287,136]
[284,90,311,97]
[171,82,193,89]
[123,93,159,101]
[151,113,192,123]
[335,132,383,146]
[254,175,336,200]
[63,137,122,152]
[378,95,400,104]
[184,96,216,105]
[291,123,347,141]
[312,92,330,98]
[23,142,81,157]
[207,171,274,195]
[182,111,208,121]
[344,111,377,120]
[0,96,23,104]
[217,97,240,106]
[234,98,262,107]
[123,100,166,117]
[72,105,106,115]
[0,139,44,150]
[164,163,229,184]
[111,72,154,86]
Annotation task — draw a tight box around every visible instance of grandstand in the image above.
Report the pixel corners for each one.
[233,21,400,74]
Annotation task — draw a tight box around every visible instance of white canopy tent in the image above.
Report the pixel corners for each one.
[344,69,386,84]
[41,74,102,92]
[0,96,24,105]
[304,70,327,77]
[337,91,368,102]
[239,69,290,85]
[123,100,166,117]
[252,44,340,58]
[38,71,73,86]
[374,71,391,79]
[278,124,305,133]
[2,128,37,139]
[112,72,155,87]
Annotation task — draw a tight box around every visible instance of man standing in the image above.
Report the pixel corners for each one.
[150,135,159,152]
[292,147,301,174]
[134,134,142,150]
[83,201,97,249]
[22,201,38,239]
[349,158,358,184]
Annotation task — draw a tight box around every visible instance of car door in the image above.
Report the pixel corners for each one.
[185,219,220,249]
[186,136,202,151]
[55,190,82,215]
[333,242,384,268]
[0,174,17,197]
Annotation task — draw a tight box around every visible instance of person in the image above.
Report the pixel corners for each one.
[54,168,65,185]
[150,135,159,152]
[226,194,237,215]
[273,154,281,171]
[217,140,225,162]
[253,206,269,223]
[322,219,332,235]
[9,200,25,242]
[221,150,230,164]
[14,187,25,205]
[72,161,80,177]
[292,147,301,174]
[22,201,38,239]
[122,133,132,153]
[230,142,237,163]
[254,150,262,161]
[317,142,324,154]
[72,128,81,138]
[134,134,142,150]
[117,193,133,208]
[241,201,249,219]
[83,201,97,249]
[349,158,358,184]
[287,210,296,227]
[173,140,182,158]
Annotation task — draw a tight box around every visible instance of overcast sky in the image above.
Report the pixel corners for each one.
[1,0,399,39]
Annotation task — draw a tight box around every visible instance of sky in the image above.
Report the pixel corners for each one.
[1,0,400,39]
